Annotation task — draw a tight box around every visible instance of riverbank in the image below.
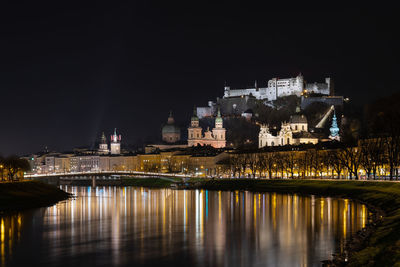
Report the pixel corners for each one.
[121,177,180,188]
[0,181,71,212]
[183,179,397,267]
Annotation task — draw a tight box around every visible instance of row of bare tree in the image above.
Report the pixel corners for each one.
[225,137,399,180]
[0,156,31,181]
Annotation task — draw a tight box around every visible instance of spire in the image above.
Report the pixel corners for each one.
[329,111,340,141]
[167,110,174,124]
[101,132,107,144]
[215,107,223,127]
[191,106,199,124]
[111,128,121,143]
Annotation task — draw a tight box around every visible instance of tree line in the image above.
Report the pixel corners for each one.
[224,137,399,180]
[0,156,31,181]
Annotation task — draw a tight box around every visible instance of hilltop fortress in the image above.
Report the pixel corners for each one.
[223,73,332,101]
[197,73,339,118]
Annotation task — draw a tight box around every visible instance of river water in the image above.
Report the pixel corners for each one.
[1,186,368,267]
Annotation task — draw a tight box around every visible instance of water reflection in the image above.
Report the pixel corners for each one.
[2,186,368,267]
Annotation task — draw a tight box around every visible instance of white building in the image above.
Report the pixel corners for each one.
[258,114,319,148]
[224,74,331,101]
[110,128,121,155]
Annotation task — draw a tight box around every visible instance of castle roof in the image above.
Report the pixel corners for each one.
[243,109,253,114]
[290,114,307,124]
[292,131,317,139]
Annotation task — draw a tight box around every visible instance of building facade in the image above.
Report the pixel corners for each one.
[188,109,226,148]
[258,114,318,148]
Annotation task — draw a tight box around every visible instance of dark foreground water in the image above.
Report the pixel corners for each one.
[1,186,368,267]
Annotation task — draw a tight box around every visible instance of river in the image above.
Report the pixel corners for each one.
[1,186,368,267]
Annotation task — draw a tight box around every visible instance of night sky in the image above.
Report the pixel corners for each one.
[0,2,398,156]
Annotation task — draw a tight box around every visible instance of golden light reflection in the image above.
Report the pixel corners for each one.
[0,186,369,267]
[320,199,324,221]
[218,191,222,221]
[362,205,367,228]
[1,219,4,267]
[343,199,349,239]
[253,194,257,229]
[272,193,277,229]
[0,213,23,267]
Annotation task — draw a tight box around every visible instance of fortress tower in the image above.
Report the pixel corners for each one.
[110,128,121,155]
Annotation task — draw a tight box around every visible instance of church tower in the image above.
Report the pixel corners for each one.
[187,107,203,146]
[98,132,109,154]
[212,108,226,148]
[110,128,121,155]
[329,111,340,141]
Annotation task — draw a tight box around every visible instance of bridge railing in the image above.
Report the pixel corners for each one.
[24,170,196,179]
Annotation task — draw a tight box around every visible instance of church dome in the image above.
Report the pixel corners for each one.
[191,106,199,121]
[191,115,199,122]
[215,108,223,124]
[162,124,180,134]
[162,111,180,134]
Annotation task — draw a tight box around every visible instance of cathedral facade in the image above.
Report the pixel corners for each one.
[188,108,226,148]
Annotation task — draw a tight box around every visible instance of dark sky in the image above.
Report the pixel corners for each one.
[0,2,398,156]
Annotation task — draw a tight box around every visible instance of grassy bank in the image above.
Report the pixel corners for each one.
[121,177,179,188]
[0,181,71,212]
[191,179,400,267]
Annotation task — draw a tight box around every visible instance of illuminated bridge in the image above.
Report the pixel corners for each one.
[24,171,194,186]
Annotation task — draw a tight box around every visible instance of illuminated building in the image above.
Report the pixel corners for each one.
[110,128,121,155]
[258,114,318,148]
[223,74,332,101]
[188,108,226,148]
[329,111,340,141]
